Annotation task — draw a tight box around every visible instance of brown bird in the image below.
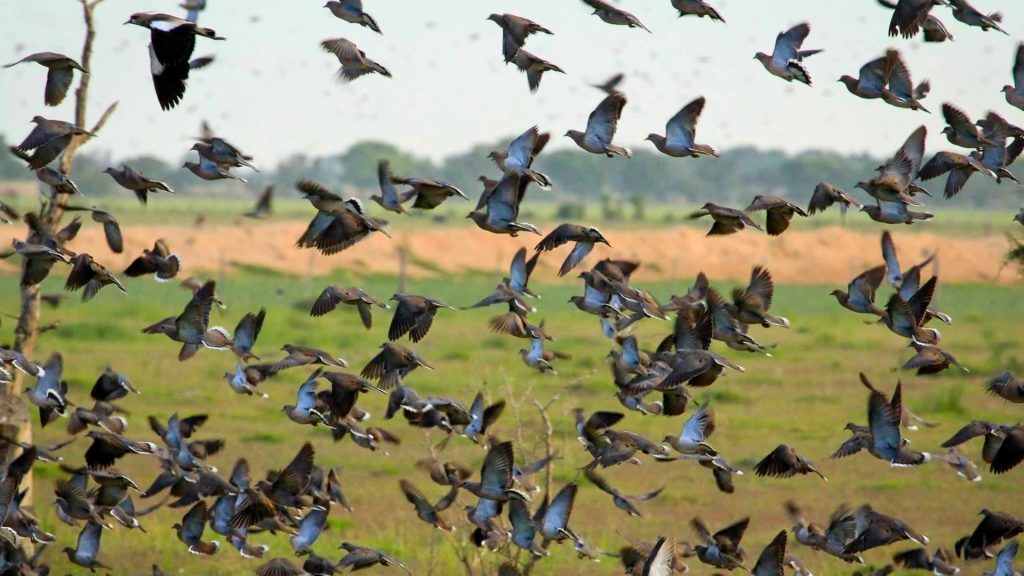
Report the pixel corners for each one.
[14,116,93,170]
[173,501,219,555]
[845,505,928,554]
[646,96,719,158]
[390,176,468,210]
[690,202,763,235]
[901,340,967,375]
[693,516,749,570]
[398,479,455,531]
[388,294,455,342]
[745,195,807,236]
[889,0,946,39]
[64,205,123,253]
[296,181,390,255]
[65,253,126,301]
[104,165,174,205]
[141,280,230,361]
[673,0,725,22]
[880,49,930,113]
[273,344,347,372]
[1004,43,1024,112]
[311,286,390,328]
[124,239,181,282]
[3,52,87,106]
[489,311,550,340]
[487,13,553,63]
[955,509,1023,560]
[730,266,788,328]
[581,0,651,32]
[987,372,1024,404]
[856,126,928,205]
[754,444,827,481]
[831,265,886,317]
[566,92,631,158]
[535,223,611,276]
[320,38,391,81]
[512,49,565,93]
[808,182,863,217]
[919,150,997,199]
[361,343,434,389]
[893,547,960,575]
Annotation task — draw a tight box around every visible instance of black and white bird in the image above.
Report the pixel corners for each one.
[125,12,224,110]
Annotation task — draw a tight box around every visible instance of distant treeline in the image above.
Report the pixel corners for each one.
[1,133,1020,208]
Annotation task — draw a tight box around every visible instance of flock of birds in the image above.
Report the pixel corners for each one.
[1,0,1024,575]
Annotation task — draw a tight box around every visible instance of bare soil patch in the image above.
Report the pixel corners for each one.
[1,221,1013,284]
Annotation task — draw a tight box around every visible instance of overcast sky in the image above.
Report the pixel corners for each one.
[1,0,1022,168]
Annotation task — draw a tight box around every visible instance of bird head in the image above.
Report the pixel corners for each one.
[1003,85,1016,94]
[843,422,858,432]
[853,181,869,192]
[125,13,147,26]
[564,130,583,142]
[486,14,502,23]
[753,52,770,63]
[837,75,857,88]
[587,228,610,246]
[567,296,583,305]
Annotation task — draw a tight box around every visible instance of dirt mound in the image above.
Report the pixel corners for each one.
[2,221,1013,285]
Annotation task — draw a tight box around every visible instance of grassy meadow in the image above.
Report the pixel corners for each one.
[3,251,1023,574]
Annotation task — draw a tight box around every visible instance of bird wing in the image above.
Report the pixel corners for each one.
[858,56,889,93]
[754,445,798,478]
[181,501,208,544]
[642,536,676,576]
[868,388,903,460]
[752,531,787,576]
[941,420,996,447]
[560,242,595,277]
[507,126,541,170]
[773,23,810,62]
[480,441,514,494]
[45,66,75,106]
[848,265,886,308]
[175,281,215,339]
[584,92,626,146]
[665,97,705,149]
[76,521,104,561]
[942,103,977,136]
[535,223,576,252]
[881,231,902,287]
[714,516,750,553]
[883,49,915,100]
[295,372,320,412]
[275,442,315,496]
[830,434,867,459]
[508,248,529,293]
[680,402,715,444]
[541,482,577,536]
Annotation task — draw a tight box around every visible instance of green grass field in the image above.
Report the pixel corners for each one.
[0,186,1021,237]
[3,260,1022,575]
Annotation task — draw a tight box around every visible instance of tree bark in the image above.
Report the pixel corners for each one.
[1,0,112,507]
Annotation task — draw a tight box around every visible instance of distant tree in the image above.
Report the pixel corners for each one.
[338,141,432,190]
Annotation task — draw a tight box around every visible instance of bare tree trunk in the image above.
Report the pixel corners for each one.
[1,0,114,506]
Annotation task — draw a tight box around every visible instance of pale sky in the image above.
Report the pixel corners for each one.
[1,0,1022,168]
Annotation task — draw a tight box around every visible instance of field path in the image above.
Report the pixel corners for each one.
[3,221,1014,284]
